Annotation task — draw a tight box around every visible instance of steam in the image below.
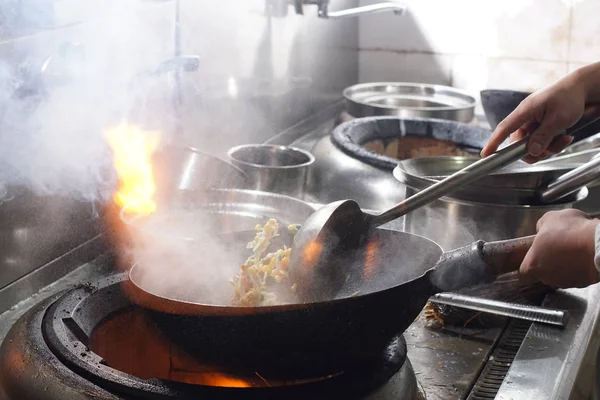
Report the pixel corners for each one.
[0,1,177,203]
[128,210,243,306]
[0,1,287,307]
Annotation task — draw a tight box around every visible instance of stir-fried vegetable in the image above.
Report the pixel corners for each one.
[230,219,299,306]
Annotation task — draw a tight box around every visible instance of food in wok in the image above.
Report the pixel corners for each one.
[230,219,301,306]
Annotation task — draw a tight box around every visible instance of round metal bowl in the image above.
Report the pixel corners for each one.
[121,188,317,242]
[343,82,476,123]
[393,156,587,206]
[480,89,530,130]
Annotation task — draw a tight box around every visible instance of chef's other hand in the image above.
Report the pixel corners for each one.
[520,209,600,289]
[481,62,600,163]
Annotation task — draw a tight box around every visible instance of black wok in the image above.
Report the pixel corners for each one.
[126,227,532,379]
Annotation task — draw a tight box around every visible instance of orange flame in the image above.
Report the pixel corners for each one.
[197,373,253,388]
[105,121,160,216]
[363,237,379,279]
[303,240,323,271]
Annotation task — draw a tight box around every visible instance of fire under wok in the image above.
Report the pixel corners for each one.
[125,225,532,379]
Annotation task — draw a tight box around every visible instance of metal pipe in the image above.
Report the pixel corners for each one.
[318,2,406,19]
[539,156,600,203]
[431,292,569,327]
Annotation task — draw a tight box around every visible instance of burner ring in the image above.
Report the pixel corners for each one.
[42,273,409,399]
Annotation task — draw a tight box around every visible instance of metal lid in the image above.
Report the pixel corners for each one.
[344,82,476,123]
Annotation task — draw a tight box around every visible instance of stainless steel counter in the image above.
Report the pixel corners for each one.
[497,285,600,400]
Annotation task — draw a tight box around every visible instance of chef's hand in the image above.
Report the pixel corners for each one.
[481,62,600,164]
[520,209,600,289]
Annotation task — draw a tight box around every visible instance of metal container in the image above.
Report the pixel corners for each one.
[152,146,249,205]
[480,89,600,142]
[395,156,583,204]
[538,148,600,217]
[480,89,530,130]
[558,132,600,156]
[393,160,588,251]
[305,116,491,211]
[114,188,317,269]
[227,144,315,199]
[344,82,477,123]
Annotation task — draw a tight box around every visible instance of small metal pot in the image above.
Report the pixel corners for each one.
[152,146,249,206]
[227,144,315,199]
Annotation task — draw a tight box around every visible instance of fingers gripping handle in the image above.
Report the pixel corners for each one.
[480,235,535,276]
[429,236,535,293]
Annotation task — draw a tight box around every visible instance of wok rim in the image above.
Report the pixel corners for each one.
[125,229,443,317]
[119,187,319,242]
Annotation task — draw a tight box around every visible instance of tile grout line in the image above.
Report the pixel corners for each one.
[356,47,575,64]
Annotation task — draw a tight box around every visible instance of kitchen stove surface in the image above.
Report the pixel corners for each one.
[0,269,426,400]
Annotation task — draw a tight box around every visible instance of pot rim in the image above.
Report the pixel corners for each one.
[227,144,315,170]
[331,116,490,172]
[344,82,477,112]
[393,165,589,208]
[119,188,318,242]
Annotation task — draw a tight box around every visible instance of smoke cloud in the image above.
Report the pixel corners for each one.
[0,0,178,203]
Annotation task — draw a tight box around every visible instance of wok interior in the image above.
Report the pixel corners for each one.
[129,227,443,307]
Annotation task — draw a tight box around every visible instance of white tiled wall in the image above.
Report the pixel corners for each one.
[359,0,599,106]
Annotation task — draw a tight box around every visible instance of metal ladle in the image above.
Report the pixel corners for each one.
[289,116,600,302]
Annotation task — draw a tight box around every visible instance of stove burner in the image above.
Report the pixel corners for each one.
[0,273,418,399]
[89,308,347,388]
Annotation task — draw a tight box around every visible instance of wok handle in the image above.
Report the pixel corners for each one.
[481,235,535,276]
[428,235,535,293]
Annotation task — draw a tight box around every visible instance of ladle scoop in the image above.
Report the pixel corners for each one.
[290,116,600,302]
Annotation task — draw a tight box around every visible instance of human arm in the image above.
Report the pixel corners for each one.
[519,209,600,288]
[481,62,600,163]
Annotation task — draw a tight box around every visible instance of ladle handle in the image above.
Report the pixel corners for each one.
[539,155,600,203]
[480,235,535,276]
[372,115,600,227]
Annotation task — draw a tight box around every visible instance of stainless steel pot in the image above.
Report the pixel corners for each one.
[305,116,491,211]
[228,144,314,199]
[152,146,249,206]
[393,158,589,251]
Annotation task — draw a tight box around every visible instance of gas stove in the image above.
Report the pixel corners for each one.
[0,266,424,400]
[1,243,596,400]
[0,253,506,400]
[0,105,599,400]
